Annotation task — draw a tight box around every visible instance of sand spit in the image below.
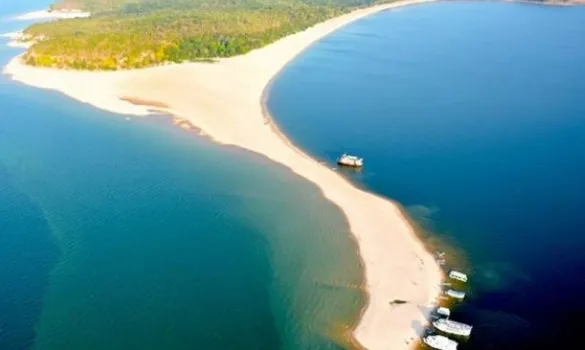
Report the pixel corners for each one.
[3,1,443,349]
[1,31,23,39]
[0,31,31,49]
[6,41,31,48]
[11,10,90,21]
[120,96,171,109]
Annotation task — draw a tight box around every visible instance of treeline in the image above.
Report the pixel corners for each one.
[25,0,384,70]
[50,0,382,14]
[24,5,349,70]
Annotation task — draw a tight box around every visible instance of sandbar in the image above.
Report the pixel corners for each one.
[10,10,90,21]
[3,1,443,349]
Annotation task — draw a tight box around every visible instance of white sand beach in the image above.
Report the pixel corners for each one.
[3,0,443,349]
[11,10,90,21]
[1,31,29,48]
[6,41,31,49]
[1,31,22,39]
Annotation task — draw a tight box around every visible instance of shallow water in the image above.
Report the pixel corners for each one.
[268,2,585,348]
[0,2,364,349]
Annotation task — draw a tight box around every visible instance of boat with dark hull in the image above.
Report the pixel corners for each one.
[337,153,363,167]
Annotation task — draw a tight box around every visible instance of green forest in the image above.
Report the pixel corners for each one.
[50,0,380,13]
[23,0,385,70]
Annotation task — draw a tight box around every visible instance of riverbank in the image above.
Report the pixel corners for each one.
[3,1,442,349]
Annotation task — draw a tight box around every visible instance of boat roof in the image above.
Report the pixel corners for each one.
[447,289,466,297]
[428,334,457,343]
[437,307,451,316]
[425,335,458,349]
[340,154,361,159]
[449,271,467,278]
[436,318,472,329]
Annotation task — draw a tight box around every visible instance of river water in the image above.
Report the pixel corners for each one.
[0,2,364,349]
[268,2,585,348]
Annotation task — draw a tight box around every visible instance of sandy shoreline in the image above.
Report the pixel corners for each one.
[10,10,90,21]
[3,1,443,349]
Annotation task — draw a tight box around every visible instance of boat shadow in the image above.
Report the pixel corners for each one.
[335,164,364,173]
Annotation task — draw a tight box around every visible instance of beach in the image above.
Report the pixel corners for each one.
[10,10,90,21]
[3,1,443,349]
[0,32,29,48]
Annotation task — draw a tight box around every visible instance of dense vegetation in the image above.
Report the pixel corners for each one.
[24,0,383,70]
[50,0,380,14]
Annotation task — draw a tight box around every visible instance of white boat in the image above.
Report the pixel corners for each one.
[436,307,451,318]
[433,318,473,337]
[337,153,363,167]
[423,335,458,350]
[446,289,466,300]
[449,271,468,283]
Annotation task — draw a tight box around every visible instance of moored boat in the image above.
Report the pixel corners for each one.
[436,307,451,318]
[446,289,466,300]
[433,318,473,337]
[337,153,363,167]
[448,270,468,283]
[423,335,458,350]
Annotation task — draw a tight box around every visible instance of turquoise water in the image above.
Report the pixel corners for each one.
[0,2,363,349]
[268,2,585,349]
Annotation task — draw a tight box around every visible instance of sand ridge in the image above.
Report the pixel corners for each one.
[3,1,443,348]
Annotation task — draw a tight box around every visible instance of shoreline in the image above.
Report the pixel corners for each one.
[0,31,30,49]
[10,9,91,21]
[3,1,443,349]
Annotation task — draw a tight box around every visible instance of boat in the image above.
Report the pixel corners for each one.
[435,252,446,265]
[446,289,466,300]
[337,153,363,167]
[433,318,473,337]
[449,270,468,283]
[423,335,458,350]
[436,307,451,318]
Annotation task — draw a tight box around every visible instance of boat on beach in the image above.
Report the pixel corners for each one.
[337,153,363,167]
[433,318,473,337]
[423,334,458,350]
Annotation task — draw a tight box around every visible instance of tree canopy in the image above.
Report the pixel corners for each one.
[24,0,386,70]
[51,0,382,14]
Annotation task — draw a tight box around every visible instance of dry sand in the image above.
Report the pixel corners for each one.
[0,31,30,48]
[11,10,90,21]
[3,1,443,348]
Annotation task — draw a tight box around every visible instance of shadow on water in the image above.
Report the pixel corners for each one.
[0,166,60,350]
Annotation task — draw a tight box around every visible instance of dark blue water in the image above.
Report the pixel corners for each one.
[0,168,59,350]
[0,2,364,349]
[268,2,585,349]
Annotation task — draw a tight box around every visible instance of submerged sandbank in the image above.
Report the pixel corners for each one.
[3,1,442,349]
